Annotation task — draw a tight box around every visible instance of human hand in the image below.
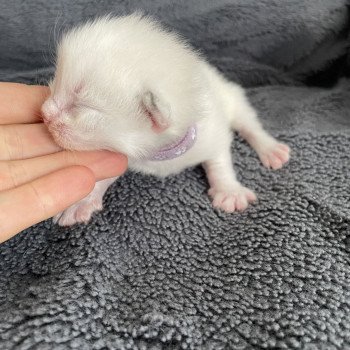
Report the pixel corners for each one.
[0,83,127,243]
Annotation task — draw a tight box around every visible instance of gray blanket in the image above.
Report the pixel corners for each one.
[1,1,350,349]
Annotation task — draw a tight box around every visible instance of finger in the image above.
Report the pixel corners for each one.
[0,150,127,191]
[0,83,49,125]
[0,166,96,244]
[0,123,61,161]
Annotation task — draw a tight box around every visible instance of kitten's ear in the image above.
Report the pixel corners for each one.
[141,91,171,133]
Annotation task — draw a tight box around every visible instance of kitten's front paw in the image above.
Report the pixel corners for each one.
[258,142,290,170]
[53,197,103,226]
[208,185,257,213]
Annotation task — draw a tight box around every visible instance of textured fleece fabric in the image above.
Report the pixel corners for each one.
[0,1,350,349]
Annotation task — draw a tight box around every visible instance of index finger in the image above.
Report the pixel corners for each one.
[0,83,49,124]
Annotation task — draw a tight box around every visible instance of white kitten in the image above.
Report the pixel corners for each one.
[41,14,290,226]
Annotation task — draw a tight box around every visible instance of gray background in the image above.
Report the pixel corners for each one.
[0,1,350,349]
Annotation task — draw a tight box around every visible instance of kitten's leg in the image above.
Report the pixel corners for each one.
[232,103,290,169]
[54,177,118,226]
[203,152,256,212]
[204,65,289,169]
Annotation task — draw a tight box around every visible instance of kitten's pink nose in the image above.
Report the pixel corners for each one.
[41,98,61,123]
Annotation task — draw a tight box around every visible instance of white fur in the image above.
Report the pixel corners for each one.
[41,14,290,225]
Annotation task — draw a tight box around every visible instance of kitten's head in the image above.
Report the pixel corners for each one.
[42,15,203,159]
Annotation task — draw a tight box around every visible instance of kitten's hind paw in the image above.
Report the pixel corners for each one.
[209,185,257,212]
[54,197,103,226]
[258,142,290,170]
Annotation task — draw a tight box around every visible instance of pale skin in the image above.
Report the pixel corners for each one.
[0,83,127,243]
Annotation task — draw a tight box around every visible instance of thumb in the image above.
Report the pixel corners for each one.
[0,166,95,244]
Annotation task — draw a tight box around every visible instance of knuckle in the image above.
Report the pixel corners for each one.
[27,182,50,218]
[62,150,79,166]
[0,127,11,160]
[0,161,28,191]
[0,162,16,191]
[0,126,23,160]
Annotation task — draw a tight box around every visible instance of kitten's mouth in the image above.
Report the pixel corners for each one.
[46,123,99,152]
[45,122,78,150]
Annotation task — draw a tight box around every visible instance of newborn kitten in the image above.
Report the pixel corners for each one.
[42,14,290,226]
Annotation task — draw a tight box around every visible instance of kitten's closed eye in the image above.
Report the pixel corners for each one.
[76,101,101,113]
[141,91,171,133]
